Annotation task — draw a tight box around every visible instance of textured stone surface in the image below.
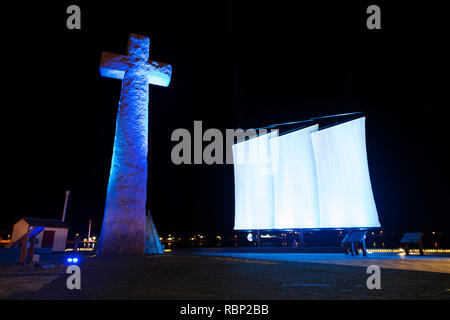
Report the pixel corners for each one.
[98,34,172,254]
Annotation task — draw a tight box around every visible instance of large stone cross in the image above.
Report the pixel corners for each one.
[98,34,172,254]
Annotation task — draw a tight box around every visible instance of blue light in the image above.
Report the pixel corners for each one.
[67,257,79,264]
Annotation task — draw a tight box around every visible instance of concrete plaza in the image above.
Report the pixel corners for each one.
[1,251,449,299]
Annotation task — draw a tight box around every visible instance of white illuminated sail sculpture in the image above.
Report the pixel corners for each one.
[232,132,277,230]
[311,117,380,228]
[270,125,320,229]
[232,116,380,230]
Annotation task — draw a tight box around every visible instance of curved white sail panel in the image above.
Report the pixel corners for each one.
[270,125,320,229]
[232,131,278,230]
[310,117,380,228]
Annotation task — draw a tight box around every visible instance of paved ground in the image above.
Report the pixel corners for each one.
[195,252,450,274]
[0,253,67,299]
[0,253,448,300]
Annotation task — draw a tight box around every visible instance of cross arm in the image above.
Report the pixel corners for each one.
[100,52,129,80]
[100,52,172,87]
[144,61,172,87]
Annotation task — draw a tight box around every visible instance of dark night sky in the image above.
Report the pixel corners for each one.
[2,1,449,239]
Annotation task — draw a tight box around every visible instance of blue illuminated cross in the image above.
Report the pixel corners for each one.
[98,34,172,254]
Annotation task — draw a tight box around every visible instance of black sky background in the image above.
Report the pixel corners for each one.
[2,1,449,239]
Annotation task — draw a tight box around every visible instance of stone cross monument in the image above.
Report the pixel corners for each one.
[98,34,172,254]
